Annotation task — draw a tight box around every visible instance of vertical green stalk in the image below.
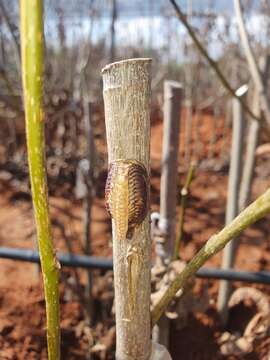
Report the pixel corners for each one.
[20,1,60,359]
[172,163,195,260]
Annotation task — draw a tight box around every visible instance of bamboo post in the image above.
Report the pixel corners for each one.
[102,58,152,360]
[20,1,60,359]
[238,94,260,208]
[234,0,270,127]
[217,85,247,323]
[153,80,182,349]
[239,56,270,210]
[220,100,232,163]
[158,80,182,262]
[82,100,95,323]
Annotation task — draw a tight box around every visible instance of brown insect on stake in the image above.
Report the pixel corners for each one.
[105,159,149,240]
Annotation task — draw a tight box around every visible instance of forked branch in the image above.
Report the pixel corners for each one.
[169,0,261,124]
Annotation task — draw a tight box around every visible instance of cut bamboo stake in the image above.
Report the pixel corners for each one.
[153,80,182,349]
[217,86,246,324]
[82,101,95,325]
[220,100,232,163]
[234,0,270,127]
[158,80,182,262]
[239,56,270,211]
[151,186,270,326]
[20,1,60,359]
[238,94,259,211]
[102,58,152,360]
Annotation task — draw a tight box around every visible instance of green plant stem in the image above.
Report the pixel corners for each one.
[20,1,60,359]
[152,187,270,326]
[172,164,195,261]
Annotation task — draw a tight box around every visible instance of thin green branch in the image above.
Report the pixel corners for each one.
[169,0,261,124]
[151,187,270,325]
[20,1,60,359]
[172,163,195,261]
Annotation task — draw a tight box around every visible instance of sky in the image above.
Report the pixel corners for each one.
[44,0,267,63]
[45,0,259,17]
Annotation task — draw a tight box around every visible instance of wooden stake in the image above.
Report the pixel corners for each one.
[153,81,182,349]
[159,80,182,261]
[217,87,246,323]
[239,56,270,210]
[102,58,152,360]
[83,100,95,325]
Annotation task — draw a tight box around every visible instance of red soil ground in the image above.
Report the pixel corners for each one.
[0,110,269,359]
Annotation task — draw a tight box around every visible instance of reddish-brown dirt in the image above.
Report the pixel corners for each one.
[0,110,270,359]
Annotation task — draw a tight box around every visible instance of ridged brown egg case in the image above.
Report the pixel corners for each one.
[105,159,149,239]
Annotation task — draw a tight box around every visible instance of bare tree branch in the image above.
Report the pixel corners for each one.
[0,1,21,70]
[169,0,262,124]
